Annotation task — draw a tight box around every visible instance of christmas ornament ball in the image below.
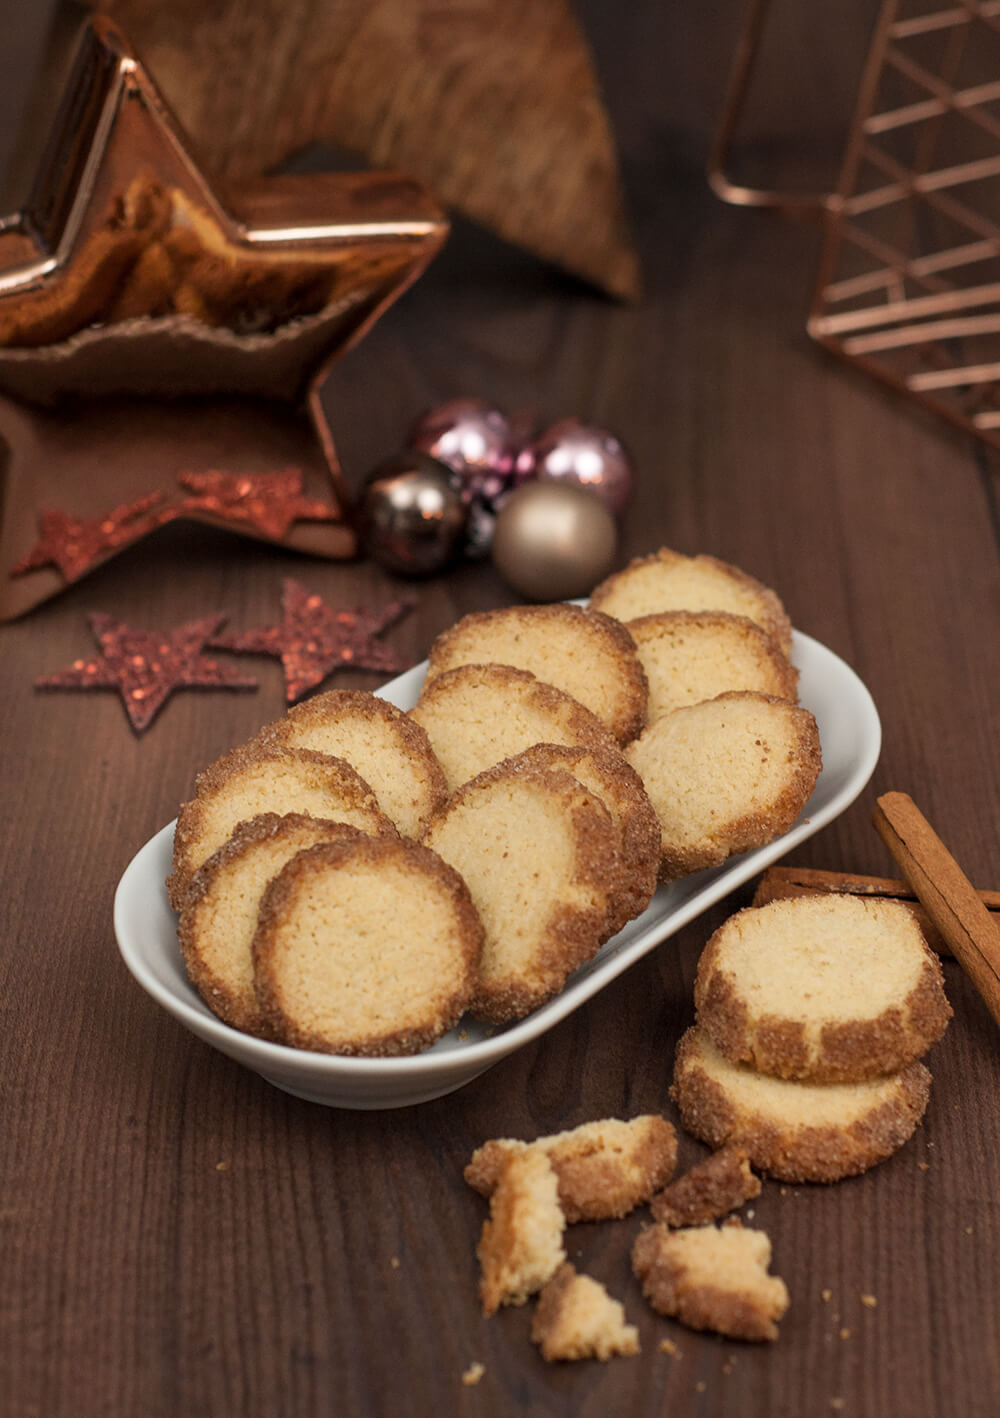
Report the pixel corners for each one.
[530,419,634,517]
[408,397,518,503]
[356,453,466,576]
[491,481,618,601]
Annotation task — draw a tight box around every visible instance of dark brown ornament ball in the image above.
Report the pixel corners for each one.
[356,453,467,576]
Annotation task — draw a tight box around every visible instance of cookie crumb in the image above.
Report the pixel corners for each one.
[462,1362,485,1386]
[861,1294,877,1308]
[830,1400,845,1411]
[821,1289,832,1302]
[215,1161,229,1172]
[390,1256,400,1270]
[659,1339,679,1356]
[965,1225,974,1235]
[696,1381,706,1392]
[918,1161,930,1172]
[840,1328,851,1340]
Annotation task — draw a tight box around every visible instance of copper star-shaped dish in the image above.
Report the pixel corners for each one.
[0,16,448,621]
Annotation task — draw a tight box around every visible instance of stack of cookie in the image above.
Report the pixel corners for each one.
[671,893,953,1181]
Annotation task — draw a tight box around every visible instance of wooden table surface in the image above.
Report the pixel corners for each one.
[3,3,999,1415]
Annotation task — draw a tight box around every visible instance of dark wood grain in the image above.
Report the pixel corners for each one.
[3,2,1000,1415]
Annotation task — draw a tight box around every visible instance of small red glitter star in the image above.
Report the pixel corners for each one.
[12,492,173,582]
[36,611,258,732]
[175,467,339,540]
[212,578,416,702]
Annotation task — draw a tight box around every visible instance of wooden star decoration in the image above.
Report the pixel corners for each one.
[212,578,417,702]
[36,612,258,733]
[0,17,447,622]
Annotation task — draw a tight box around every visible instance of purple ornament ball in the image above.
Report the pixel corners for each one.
[408,397,519,505]
[529,419,634,518]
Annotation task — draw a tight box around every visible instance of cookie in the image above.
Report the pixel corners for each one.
[590,547,793,656]
[531,1264,639,1361]
[410,662,619,793]
[477,1151,566,1316]
[694,895,952,1082]
[422,759,620,1024]
[628,610,798,722]
[178,813,362,1035]
[649,1145,761,1227]
[670,1025,932,1183]
[624,692,822,880]
[252,833,483,1055]
[424,602,648,744]
[169,743,396,908]
[632,1221,789,1341]
[465,1115,678,1223]
[256,689,448,839]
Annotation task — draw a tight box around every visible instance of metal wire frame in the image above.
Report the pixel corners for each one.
[711,0,1000,449]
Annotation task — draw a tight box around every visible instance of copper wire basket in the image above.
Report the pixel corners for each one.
[712,0,1000,449]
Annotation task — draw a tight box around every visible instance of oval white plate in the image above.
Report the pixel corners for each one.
[114,630,880,1109]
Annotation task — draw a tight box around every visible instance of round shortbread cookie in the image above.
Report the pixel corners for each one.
[423,602,648,744]
[168,744,396,908]
[179,813,364,1036]
[409,662,620,793]
[624,692,821,880]
[255,689,448,839]
[670,1025,931,1183]
[590,547,793,656]
[422,760,620,1025]
[628,610,798,722]
[508,743,659,935]
[253,834,483,1056]
[694,895,952,1082]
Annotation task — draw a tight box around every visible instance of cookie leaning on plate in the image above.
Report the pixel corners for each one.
[506,743,660,935]
[422,759,621,1025]
[178,812,365,1037]
[253,833,483,1056]
[625,691,821,880]
[423,602,648,744]
[410,662,620,793]
[628,610,799,722]
[253,690,448,840]
[694,895,952,1082]
[590,547,794,657]
[168,744,396,909]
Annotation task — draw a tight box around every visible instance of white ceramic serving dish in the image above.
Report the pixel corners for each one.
[114,630,881,1110]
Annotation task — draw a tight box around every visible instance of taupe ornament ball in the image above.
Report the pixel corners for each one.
[491,481,618,601]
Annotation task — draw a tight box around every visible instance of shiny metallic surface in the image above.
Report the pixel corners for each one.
[491,480,617,601]
[356,453,467,576]
[529,418,634,517]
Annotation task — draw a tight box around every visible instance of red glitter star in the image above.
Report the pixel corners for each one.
[175,467,339,540]
[36,612,258,732]
[212,578,416,703]
[12,492,173,582]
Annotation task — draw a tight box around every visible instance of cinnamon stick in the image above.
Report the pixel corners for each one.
[873,791,1000,1030]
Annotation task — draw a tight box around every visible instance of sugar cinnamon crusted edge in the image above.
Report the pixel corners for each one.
[422,759,622,1026]
[627,608,800,709]
[627,692,822,882]
[254,688,450,835]
[178,812,366,1037]
[507,742,660,935]
[168,742,396,909]
[251,832,484,1056]
[670,1026,932,1183]
[589,547,794,658]
[693,897,952,1083]
[409,662,622,787]
[422,601,650,745]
